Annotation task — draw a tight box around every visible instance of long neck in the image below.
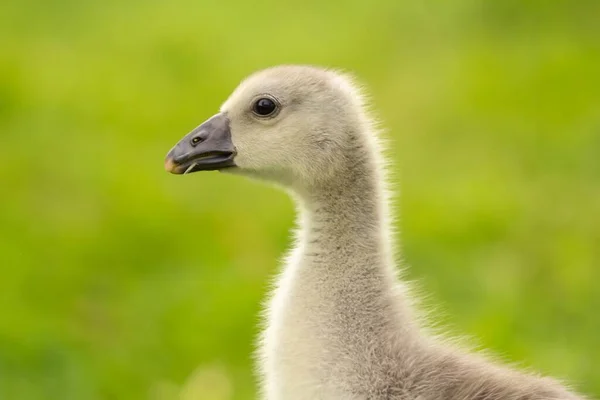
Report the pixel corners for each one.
[287,137,416,338]
[261,130,418,397]
[297,151,393,275]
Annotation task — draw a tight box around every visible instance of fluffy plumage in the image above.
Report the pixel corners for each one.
[202,66,586,399]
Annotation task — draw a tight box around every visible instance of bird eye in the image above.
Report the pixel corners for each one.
[252,97,278,117]
[191,137,202,145]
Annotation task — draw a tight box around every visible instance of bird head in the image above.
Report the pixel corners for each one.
[164,65,370,189]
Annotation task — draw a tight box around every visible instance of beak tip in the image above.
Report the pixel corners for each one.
[164,158,177,173]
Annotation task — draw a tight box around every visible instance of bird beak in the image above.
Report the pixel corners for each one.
[164,113,237,174]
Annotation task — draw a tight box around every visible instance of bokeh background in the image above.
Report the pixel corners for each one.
[1,0,599,398]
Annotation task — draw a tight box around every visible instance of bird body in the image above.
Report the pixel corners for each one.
[165,65,586,399]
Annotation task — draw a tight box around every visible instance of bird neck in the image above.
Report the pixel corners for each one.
[264,132,418,383]
[292,140,397,291]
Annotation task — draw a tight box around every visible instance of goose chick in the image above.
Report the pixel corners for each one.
[165,65,586,400]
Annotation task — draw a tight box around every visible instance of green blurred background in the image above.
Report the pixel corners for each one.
[1,0,599,398]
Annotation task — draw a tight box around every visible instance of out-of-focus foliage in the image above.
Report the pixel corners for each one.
[0,0,598,398]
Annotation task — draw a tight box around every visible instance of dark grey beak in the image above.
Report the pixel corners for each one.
[164,113,236,174]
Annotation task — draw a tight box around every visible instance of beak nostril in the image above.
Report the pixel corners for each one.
[191,136,203,146]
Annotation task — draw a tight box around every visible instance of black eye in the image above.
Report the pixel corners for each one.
[253,97,278,117]
[191,136,202,145]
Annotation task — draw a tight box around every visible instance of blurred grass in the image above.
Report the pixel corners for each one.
[0,0,599,398]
